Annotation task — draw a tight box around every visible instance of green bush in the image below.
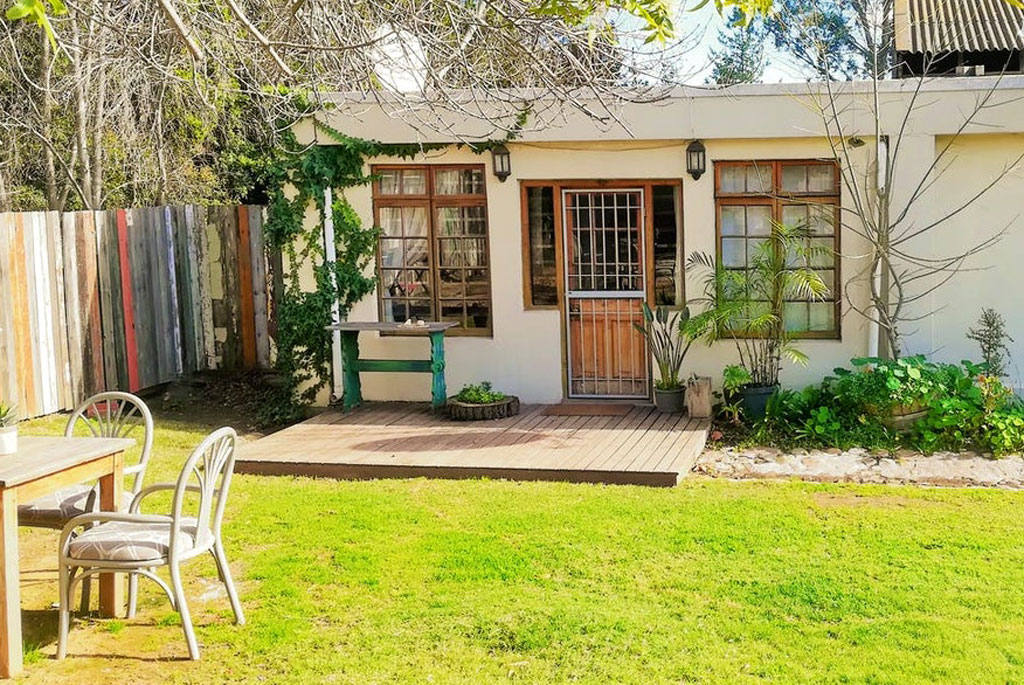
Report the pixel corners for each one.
[454,382,507,405]
[740,357,1024,457]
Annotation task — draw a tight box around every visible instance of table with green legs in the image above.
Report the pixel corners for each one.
[327,322,458,411]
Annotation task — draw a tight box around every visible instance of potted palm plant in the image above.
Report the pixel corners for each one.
[0,402,17,456]
[634,302,693,413]
[684,221,830,419]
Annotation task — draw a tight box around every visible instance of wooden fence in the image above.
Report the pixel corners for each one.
[0,205,271,420]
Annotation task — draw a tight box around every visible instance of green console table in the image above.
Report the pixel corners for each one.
[326,321,458,411]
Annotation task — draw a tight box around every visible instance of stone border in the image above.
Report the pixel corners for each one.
[695,447,1024,489]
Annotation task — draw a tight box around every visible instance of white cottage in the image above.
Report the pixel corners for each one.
[296,76,1024,405]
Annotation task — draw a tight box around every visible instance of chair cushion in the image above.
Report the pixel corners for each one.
[18,486,135,529]
[67,519,199,562]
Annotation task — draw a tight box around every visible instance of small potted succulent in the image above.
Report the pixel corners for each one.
[633,302,693,413]
[448,382,520,421]
[0,402,17,456]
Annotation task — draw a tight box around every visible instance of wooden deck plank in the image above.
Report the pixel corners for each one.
[235,403,708,487]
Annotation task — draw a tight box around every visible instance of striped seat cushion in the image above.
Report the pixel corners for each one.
[19,486,134,529]
[67,519,200,562]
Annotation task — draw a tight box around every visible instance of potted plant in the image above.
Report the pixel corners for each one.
[633,302,693,413]
[684,221,830,420]
[448,382,520,421]
[0,402,17,456]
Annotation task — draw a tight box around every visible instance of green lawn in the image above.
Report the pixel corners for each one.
[17,411,1024,684]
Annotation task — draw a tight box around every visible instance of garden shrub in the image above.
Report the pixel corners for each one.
[739,356,1024,457]
[454,382,507,405]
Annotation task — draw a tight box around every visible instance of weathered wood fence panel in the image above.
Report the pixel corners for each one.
[0,204,270,419]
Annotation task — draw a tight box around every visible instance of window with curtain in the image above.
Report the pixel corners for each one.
[373,165,492,335]
[715,160,841,338]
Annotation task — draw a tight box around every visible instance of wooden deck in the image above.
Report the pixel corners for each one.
[236,403,710,487]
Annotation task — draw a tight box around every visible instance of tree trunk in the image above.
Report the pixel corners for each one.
[39,35,60,210]
[71,19,95,209]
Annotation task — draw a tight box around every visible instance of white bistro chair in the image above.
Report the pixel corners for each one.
[57,427,245,661]
[19,391,153,612]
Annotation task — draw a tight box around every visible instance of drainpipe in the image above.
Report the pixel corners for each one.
[867,135,888,358]
[323,186,345,402]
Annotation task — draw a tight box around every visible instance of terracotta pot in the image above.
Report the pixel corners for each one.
[654,387,685,413]
[448,396,520,421]
[0,426,17,456]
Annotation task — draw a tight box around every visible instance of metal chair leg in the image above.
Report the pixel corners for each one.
[127,573,139,619]
[79,575,91,615]
[57,563,72,660]
[169,562,199,660]
[212,542,245,625]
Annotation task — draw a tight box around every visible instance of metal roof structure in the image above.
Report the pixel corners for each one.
[895,0,1024,53]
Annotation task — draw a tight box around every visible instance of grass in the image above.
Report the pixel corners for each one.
[16,409,1024,684]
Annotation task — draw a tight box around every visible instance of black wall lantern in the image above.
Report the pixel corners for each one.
[491,144,511,182]
[686,139,706,181]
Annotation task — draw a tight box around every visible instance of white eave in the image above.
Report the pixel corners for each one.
[305,76,1024,145]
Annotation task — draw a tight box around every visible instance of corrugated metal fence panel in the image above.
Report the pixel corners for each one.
[0,204,270,419]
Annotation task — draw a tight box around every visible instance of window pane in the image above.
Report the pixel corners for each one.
[437,206,485,236]
[721,206,745,236]
[784,302,809,332]
[747,206,771,236]
[652,185,681,306]
[720,166,745,193]
[440,301,465,325]
[438,269,465,298]
[807,165,835,192]
[404,207,428,237]
[526,186,558,306]
[809,204,835,235]
[465,269,489,299]
[466,301,491,330]
[748,238,768,265]
[809,302,835,331]
[434,168,484,195]
[746,165,771,193]
[379,239,404,268]
[380,207,403,236]
[407,300,432,321]
[809,238,834,267]
[378,170,400,195]
[401,169,426,194]
[781,205,808,230]
[378,169,425,195]
[722,238,745,267]
[781,165,807,193]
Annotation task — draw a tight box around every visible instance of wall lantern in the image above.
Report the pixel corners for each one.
[686,140,706,181]
[491,144,512,182]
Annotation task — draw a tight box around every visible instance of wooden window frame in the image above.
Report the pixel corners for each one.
[714,159,842,340]
[372,164,493,337]
[519,179,685,312]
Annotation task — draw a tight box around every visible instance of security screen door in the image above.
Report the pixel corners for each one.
[562,189,649,398]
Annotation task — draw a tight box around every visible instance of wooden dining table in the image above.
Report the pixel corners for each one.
[0,435,133,679]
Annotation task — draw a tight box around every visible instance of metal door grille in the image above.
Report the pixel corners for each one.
[563,190,649,399]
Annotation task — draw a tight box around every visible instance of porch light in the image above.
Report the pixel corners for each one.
[686,140,706,181]
[491,144,511,182]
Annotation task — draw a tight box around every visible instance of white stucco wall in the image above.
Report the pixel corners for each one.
[297,82,1024,404]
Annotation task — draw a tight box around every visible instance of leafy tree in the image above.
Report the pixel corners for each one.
[762,0,893,80]
[706,9,768,85]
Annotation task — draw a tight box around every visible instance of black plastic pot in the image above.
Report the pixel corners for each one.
[740,384,778,420]
[654,387,685,413]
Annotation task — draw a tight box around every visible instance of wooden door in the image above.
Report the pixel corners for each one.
[563,190,649,398]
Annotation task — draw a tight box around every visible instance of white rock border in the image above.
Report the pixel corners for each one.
[696,447,1024,489]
